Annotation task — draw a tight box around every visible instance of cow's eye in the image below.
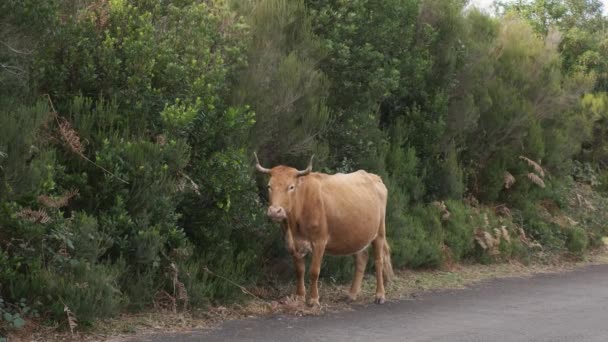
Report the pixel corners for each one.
[288,185,295,191]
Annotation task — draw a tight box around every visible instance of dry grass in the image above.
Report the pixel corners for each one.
[19,244,608,342]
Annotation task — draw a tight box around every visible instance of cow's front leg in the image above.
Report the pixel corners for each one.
[308,240,326,307]
[292,254,306,301]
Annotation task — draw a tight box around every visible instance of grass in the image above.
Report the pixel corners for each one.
[15,243,608,342]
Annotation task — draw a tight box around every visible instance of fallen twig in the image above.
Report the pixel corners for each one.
[202,266,268,304]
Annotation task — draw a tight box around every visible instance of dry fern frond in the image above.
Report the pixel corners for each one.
[494,204,512,217]
[441,244,455,271]
[475,230,498,254]
[475,226,511,256]
[432,201,450,221]
[16,208,51,224]
[441,211,451,221]
[57,117,86,155]
[566,216,579,226]
[169,263,189,310]
[576,193,584,207]
[154,290,177,313]
[156,134,167,146]
[176,281,189,310]
[58,242,69,258]
[63,304,78,334]
[177,172,201,195]
[519,156,545,178]
[527,172,546,188]
[503,171,516,189]
[38,189,79,208]
[76,0,109,30]
[517,227,542,248]
[90,0,110,30]
[496,226,510,243]
[464,195,479,207]
[272,295,321,316]
[475,230,487,249]
[247,287,273,299]
[432,201,446,211]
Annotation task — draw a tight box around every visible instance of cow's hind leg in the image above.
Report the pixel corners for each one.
[292,254,306,301]
[372,236,386,304]
[348,249,369,301]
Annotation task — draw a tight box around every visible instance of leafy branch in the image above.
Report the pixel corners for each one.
[45,94,128,184]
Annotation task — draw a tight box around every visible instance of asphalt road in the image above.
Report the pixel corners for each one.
[139,264,608,342]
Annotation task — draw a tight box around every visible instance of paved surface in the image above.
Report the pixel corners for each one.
[138,264,608,341]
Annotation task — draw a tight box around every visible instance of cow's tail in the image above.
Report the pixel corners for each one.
[383,239,394,283]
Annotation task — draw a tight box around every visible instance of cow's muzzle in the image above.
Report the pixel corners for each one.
[267,206,287,222]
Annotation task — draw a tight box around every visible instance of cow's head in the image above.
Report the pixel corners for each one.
[254,153,314,222]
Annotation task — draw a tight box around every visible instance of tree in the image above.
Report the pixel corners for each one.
[234,0,330,167]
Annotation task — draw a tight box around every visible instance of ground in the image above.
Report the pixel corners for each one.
[144,263,608,342]
[14,248,608,342]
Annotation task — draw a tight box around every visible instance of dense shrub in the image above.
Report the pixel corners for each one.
[1,0,263,327]
[442,200,476,261]
[390,205,444,269]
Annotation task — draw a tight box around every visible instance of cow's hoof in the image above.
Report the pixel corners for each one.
[308,298,320,307]
[374,296,386,305]
[346,293,358,303]
[293,295,305,302]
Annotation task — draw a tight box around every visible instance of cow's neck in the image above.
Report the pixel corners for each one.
[292,175,323,233]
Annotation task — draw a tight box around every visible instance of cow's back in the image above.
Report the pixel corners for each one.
[316,170,387,255]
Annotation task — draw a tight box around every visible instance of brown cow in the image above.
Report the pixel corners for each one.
[254,153,393,306]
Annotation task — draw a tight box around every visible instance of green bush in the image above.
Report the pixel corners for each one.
[442,200,475,261]
[517,205,566,252]
[565,227,589,256]
[389,204,443,269]
[321,256,355,284]
[1,0,262,326]
[41,261,126,324]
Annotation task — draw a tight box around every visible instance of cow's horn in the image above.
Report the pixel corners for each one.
[254,152,271,174]
[297,155,314,176]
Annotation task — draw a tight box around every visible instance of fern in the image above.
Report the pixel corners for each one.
[16,208,51,224]
[63,303,78,335]
[57,116,86,155]
[519,156,545,178]
[169,263,189,310]
[503,171,516,189]
[38,189,79,208]
[527,172,546,188]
